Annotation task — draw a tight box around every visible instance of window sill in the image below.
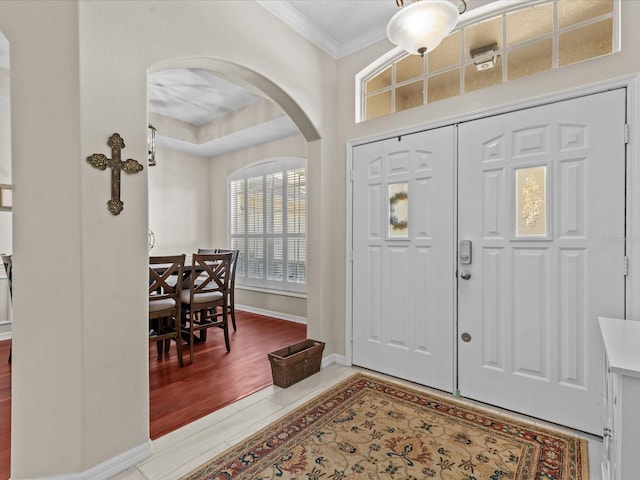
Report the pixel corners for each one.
[236,284,307,299]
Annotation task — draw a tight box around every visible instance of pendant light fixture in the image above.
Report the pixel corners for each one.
[387,0,466,57]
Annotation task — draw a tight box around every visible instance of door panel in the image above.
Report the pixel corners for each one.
[352,126,455,392]
[457,89,626,434]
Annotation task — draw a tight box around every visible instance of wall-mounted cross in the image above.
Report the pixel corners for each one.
[87,133,143,215]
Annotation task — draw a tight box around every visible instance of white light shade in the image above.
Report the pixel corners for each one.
[387,0,460,57]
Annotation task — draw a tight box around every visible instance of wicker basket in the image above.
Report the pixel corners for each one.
[268,339,325,388]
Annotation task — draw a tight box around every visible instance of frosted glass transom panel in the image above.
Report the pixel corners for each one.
[366,91,391,120]
[396,54,423,84]
[428,68,460,103]
[428,31,460,72]
[366,66,391,93]
[515,166,547,237]
[465,17,503,61]
[396,80,424,112]
[559,18,613,66]
[558,0,613,28]
[507,3,553,46]
[389,182,409,238]
[360,0,618,122]
[508,38,553,80]
[465,56,503,93]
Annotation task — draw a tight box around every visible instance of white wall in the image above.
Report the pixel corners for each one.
[148,147,211,256]
[0,1,335,478]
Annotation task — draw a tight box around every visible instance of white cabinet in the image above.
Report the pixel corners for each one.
[599,317,640,480]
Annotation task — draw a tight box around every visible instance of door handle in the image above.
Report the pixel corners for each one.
[460,240,472,265]
[460,270,471,280]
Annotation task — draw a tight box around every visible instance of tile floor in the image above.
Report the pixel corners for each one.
[111,364,602,480]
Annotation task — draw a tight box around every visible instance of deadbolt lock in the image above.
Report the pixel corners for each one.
[461,332,472,343]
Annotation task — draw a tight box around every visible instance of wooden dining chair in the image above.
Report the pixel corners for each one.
[149,254,186,367]
[1,254,11,364]
[197,248,238,331]
[215,249,239,332]
[181,252,232,364]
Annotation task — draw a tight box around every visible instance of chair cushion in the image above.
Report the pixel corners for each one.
[181,289,223,305]
[149,298,176,312]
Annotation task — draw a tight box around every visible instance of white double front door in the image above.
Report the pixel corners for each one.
[352,89,626,434]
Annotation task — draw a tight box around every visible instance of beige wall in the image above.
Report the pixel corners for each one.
[237,289,307,321]
[0,0,335,478]
[148,147,211,256]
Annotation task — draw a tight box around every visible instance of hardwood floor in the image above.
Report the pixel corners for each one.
[0,311,306,480]
[149,311,306,438]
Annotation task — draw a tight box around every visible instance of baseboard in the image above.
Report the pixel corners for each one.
[0,331,10,341]
[321,353,347,368]
[29,440,151,480]
[236,304,307,324]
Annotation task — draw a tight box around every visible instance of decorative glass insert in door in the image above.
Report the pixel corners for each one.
[389,182,409,238]
[515,166,548,238]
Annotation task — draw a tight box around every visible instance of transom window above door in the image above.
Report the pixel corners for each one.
[228,158,307,294]
[358,0,619,122]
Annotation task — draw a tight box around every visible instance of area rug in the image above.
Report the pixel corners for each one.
[181,373,589,480]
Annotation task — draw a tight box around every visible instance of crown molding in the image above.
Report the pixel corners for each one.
[257,0,340,59]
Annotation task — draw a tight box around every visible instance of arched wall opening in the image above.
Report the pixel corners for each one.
[149,58,320,142]
[144,57,317,434]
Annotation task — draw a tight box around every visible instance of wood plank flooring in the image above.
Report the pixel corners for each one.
[0,311,306,480]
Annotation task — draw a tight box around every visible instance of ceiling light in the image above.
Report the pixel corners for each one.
[387,0,466,57]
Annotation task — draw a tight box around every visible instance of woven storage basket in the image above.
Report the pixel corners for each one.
[268,339,325,388]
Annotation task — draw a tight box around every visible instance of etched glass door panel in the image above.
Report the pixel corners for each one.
[389,182,409,237]
[352,126,455,392]
[457,89,626,434]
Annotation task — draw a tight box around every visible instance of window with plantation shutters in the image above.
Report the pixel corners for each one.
[229,158,306,293]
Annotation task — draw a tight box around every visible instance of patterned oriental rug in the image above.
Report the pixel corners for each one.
[181,373,589,480]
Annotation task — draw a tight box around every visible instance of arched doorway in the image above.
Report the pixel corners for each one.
[145,58,317,438]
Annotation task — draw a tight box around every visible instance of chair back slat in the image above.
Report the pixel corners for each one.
[189,253,232,307]
[215,249,239,285]
[149,254,186,366]
[149,254,185,309]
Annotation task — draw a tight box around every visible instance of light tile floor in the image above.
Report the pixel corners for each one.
[111,364,602,480]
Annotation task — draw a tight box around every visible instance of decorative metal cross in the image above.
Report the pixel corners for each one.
[87,133,144,215]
